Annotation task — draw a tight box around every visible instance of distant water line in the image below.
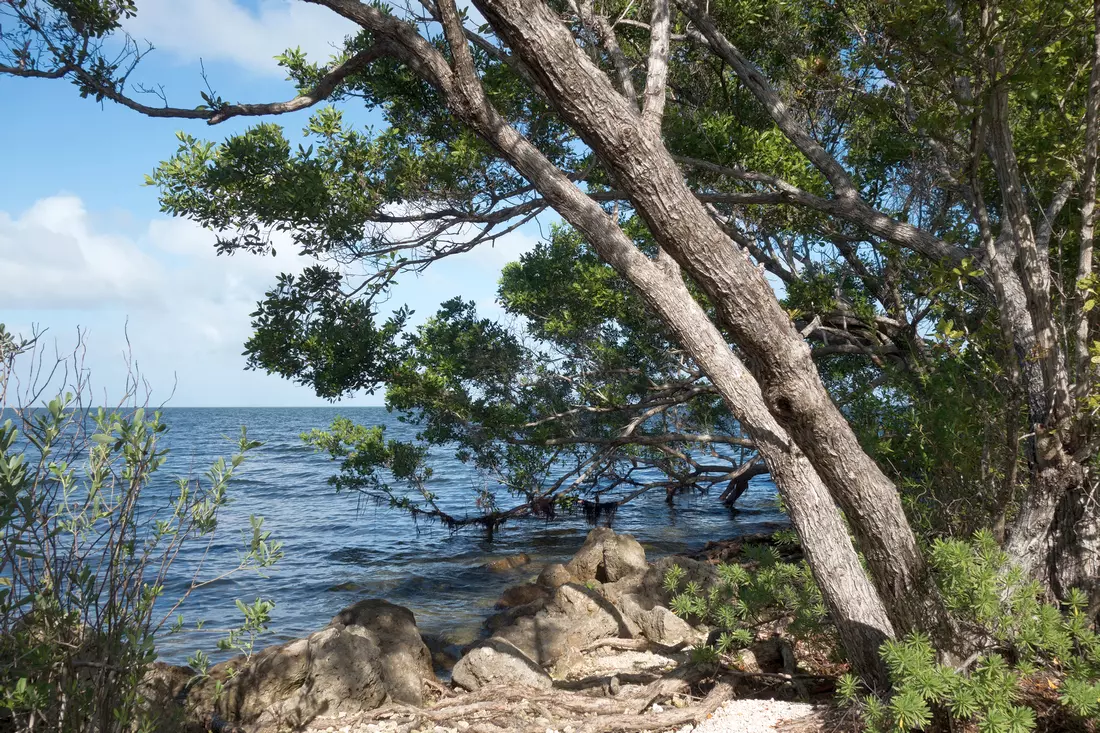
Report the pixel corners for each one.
[88,407,782,662]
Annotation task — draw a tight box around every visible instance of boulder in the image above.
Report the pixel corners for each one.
[496,582,548,609]
[602,533,649,582]
[190,599,435,731]
[537,562,573,589]
[598,580,700,646]
[334,599,434,706]
[492,583,634,673]
[634,606,700,646]
[461,530,716,683]
[138,662,201,732]
[484,597,547,632]
[566,528,648,583]
[483,553,532,572]
[451,638,553,691]
[140,661,193,707]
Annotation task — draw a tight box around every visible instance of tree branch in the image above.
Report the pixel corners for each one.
[1073,0,1100,404]
[641,0,671,134]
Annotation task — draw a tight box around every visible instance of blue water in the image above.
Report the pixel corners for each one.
[139,408,782,661]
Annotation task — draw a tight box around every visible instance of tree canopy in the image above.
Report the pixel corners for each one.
[4,0,1100,687]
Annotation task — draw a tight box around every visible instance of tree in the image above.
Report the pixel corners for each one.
[5,0,1099,681]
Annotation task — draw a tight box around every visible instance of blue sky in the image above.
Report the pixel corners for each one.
[1,0,540,407]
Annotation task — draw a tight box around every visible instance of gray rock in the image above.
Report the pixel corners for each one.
[537,562,573,588]
[452,638,553,691]
[138,662,200,732]
[190,599,435,732]
[635,606,700,646]
[496,582,548,609]
[566,528,648,583]
[601,533,649,582]
[493,583,633,672]
[483,553,532,572]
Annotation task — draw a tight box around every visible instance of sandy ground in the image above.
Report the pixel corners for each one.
[668,699,819,732]
[308,697,821,733]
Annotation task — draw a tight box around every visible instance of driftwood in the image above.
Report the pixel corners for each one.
[307,673,736,733]
[582,637,690,655]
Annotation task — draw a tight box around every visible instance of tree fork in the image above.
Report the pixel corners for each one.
[467,0,959,655]
[413,0,896,685]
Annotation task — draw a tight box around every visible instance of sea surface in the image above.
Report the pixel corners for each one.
[133,408,782,662]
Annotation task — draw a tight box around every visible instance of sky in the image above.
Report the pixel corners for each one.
[0,0,541,407]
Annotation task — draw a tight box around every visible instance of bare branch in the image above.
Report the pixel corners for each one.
[571,0,640,107]
[207,46,393,124]
[641,0,671,134]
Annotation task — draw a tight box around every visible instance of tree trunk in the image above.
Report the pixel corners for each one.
[470,0,959,655]
[1051,485,1100,617]
[415,0,898,685]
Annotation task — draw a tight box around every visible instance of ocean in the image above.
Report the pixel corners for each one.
[130,407,781,662]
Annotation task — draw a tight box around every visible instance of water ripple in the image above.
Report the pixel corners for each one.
[146,407,782,662]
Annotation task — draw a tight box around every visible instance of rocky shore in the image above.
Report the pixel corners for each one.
[144,529,826,733]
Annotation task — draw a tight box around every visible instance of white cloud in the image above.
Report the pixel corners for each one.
[464,228,539,268]
[0,195,299,347]
[1,196,163,308]
[0,195,542,405]
[123,0,358,76]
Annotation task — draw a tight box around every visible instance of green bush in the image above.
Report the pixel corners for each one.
[664,539,829,656]
[838,531,1100,732]
[0,330,281,733]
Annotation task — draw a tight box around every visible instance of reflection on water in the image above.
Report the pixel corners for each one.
[148,408,783,662]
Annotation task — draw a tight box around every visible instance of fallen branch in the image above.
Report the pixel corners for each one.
[582,637,690,655]
[576,680,735,733]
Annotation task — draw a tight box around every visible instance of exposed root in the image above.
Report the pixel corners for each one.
[633,660,710,713]
[311,677,737,733]
[582,637,690,655]
[576,680,734,733]
[554,671,664,692]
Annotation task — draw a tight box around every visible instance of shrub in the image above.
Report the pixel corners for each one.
[664,539,829,656]
[0,329,281,733]
[838,531,1100,732]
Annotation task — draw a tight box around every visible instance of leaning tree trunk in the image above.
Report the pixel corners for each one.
[408,0,897,686]
[469,0,960,656]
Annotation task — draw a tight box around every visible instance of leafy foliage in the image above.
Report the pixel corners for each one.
[299,229,755,532]
[664,541,829,657]
[838,532,1100,732]
[0,330,281,733]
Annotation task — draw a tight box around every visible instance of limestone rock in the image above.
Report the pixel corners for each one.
[537,562,573,589]
[566,528,648,583]
[635,606,699,646]
[483,553,532,572]
[451,638,553,691]
[496,582,548,609]
[138,662,200,732]
[189,599,435,732]
[492,583,632,671]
